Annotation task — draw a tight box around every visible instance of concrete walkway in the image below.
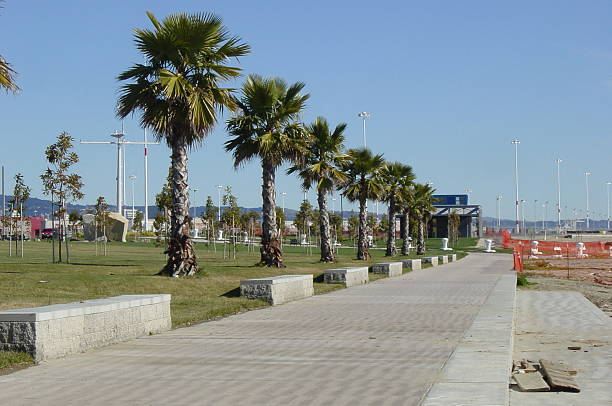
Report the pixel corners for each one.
[511,291,612,405]
[0,253,515,406]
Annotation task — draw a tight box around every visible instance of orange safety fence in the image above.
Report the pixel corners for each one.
[501,230,612,259]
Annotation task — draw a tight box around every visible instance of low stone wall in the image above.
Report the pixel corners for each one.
[324,267,368,287]
[0,295,171,362]
[401,259,422,271]
[438,255,449,264]
[369,262,403,277]
[240,275,314,305]
[422,256,439,266]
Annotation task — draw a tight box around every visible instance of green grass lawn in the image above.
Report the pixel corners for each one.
[0,237,474,370]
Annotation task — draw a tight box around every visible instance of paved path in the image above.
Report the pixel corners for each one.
[511,291,612,405]
[0,254,514,406]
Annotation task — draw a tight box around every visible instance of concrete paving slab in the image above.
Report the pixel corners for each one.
[511,291,612,405]
[0,254,515,406]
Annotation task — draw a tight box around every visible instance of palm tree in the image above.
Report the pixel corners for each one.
[397,184,415,255]
[341,148,386,260]
[289,117,348,262]
[225,75,309,267]
[410,183,436,255]
[117,12,250,277]
[381,162,415,256]
[0,1,19,93]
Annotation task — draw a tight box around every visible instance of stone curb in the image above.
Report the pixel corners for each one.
[422,273,517,406]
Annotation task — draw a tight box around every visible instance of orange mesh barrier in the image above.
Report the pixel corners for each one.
[502,230,612,259]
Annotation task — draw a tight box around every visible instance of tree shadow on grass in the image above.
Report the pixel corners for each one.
[69,263,138,267]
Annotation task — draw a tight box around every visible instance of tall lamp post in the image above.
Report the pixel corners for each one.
[216,185,223,222]
[511,139,521,234]
[128,175,136,226]
[281,192,287,214]
[607,182,611,230]
[585,172,591,229]
[542,201,548,240]
[533,199,538,235]
[520,200,526,233]
[496,195,502,230]
[358,112,370,148]
[555,159,562,233]
[191,188,198,219]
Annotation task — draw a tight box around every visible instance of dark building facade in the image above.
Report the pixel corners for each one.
[427,194,482,238]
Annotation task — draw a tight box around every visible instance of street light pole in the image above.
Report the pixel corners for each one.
[521,200,526,234]
[496,195,502,230]
[192,188,198,219]
[282,192,287,214]
[555,159,562,233]
[533,199,538,235]
[217,185,223,222]
[512,139,521,235]
[607,182,611,230]
[585,172,591,229]
[129,175,136,226]
[358,112,370,148]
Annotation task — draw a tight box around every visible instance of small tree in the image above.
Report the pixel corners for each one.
[40,132,84,263]
[155,168,173,246]
[68,210,81,235]
[9,173,30,253]
[294,200,313,238]
[221,186,240,227]
[133,211,143,233]
[94,196,110,255]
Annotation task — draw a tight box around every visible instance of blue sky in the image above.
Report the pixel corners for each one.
[1,0,611,221]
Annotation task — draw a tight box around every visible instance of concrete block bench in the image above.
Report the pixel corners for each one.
[240,275,313,305]
[369,262,403,277]
[324,267,368,287]
[401,259,422,271]
[438,255,449,264]
[0,294,171,361]
[422,256,439,266]
[448,254,457,262]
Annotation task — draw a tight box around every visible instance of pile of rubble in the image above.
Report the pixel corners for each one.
[511,359,580,392]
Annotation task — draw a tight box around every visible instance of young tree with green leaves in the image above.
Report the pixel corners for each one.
[225,75,309,267]
[288,117,347,262]
[94,196,110,256]
[341,148,386,260]
[133,211,143,233]
[221,186,240,226]
[41,132,84,263]
[294,200,313,239]
[117,11,250,277]
[68,210,82,236]
[9,173,30,253]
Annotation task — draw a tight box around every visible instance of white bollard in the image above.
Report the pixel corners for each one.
[529,240,542,258]
[576,242,587,258]
[217,229,224,241]
[483,239,496,253]
[440,237,453,251]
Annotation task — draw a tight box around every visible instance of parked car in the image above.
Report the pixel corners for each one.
[41,228,56,239]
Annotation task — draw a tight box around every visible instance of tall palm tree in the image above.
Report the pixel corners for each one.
[410,183,437,255]
[288,117,348,262]
[225,75,309,267]
[117,12,250,277]
[381,162,415,256]
[0,1,19,93]
[342,148,386,260]
[397,184,415,255]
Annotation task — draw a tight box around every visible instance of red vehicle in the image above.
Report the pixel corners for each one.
[41,228,55,239]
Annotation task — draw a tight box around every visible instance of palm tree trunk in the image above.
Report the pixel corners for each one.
[385,197,397,256]
[401,211,410,255]
[159,137,197,277]
[260,158,283,267]
[318,189,333,262]
[417,218,426,255]
[357,197,369,260]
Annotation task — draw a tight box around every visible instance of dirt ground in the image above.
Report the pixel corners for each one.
[524,257,612,284]
[519,276,612,316]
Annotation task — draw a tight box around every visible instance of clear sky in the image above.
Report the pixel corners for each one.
[1,0,611,222]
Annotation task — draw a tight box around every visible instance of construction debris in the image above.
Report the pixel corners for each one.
[511,359,580,393]
[539,359,581,393]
